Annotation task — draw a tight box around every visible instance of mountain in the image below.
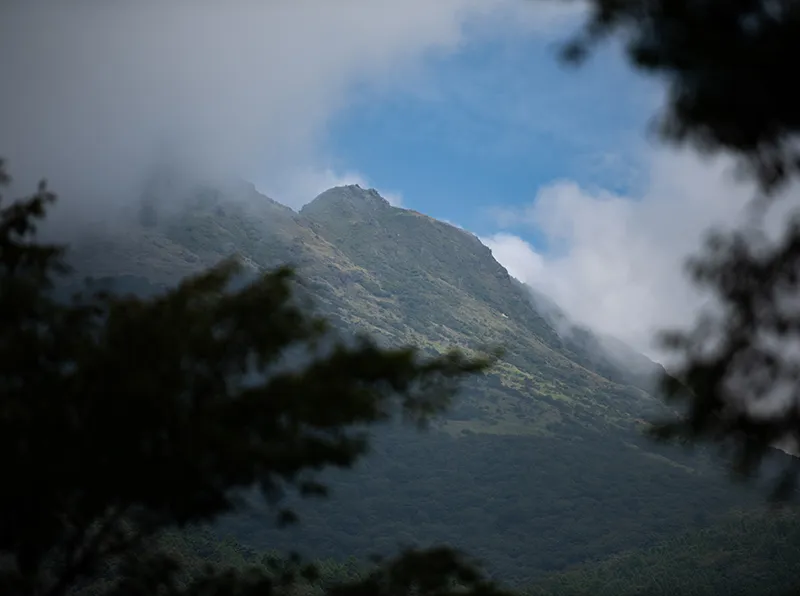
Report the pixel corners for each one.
[62,180,765,584]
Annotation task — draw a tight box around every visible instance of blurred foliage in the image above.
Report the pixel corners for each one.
[650,221,800,500]
[568,0,800,501]
[567,0,800,191]
[0,161,496,596]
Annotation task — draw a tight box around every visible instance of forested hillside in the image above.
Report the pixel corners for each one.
[133,509,800,596]
[528,509,800,596]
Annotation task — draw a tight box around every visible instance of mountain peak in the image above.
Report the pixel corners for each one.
[300,185,392,219]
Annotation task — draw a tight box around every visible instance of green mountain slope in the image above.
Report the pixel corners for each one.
[73,182,665,436]
[63,180,767,584]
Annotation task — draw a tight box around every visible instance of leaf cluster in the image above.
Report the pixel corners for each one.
[0,161,491,596]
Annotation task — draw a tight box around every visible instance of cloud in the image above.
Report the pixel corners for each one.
[442,219,468,231]
[482,148,800,361]
[263,166,403,208]
[0,0,577,231]
[481,232,545,280]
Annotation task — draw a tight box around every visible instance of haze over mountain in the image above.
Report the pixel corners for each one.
[72,177,663,426]
[57,178,778,584]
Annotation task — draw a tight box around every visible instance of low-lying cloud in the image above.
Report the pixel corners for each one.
[0,0,580,228]
[482,148,800,361]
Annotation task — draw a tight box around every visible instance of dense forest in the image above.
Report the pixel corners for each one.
[529,509,800,596]
[215,425,769,583]
[74,507,800,596]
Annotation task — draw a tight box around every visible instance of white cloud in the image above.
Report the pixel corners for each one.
[0,0,577,230]
[482,148,800,362]
[442,219,468,231]
[480,232,545,281]
[263,166,403,208]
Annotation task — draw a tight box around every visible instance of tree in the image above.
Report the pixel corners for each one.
[565,0,800,191]
[565,0,800,494]
[0,160,507,596]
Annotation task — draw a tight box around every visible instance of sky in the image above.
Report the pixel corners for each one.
[1,0,797,361]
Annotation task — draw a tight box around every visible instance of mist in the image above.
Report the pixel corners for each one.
[0,0,581,242]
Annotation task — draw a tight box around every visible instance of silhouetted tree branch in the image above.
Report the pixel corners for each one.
[0,159,497,596]
[566,0,800,191]
[567,0,800,495]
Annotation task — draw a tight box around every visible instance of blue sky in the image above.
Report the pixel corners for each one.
[2,0,762,358]
[304,20,758,359]
[324,30,658,244]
